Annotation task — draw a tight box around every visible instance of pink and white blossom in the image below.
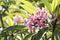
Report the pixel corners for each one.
[25,8,51,31]
[13,14,20,24]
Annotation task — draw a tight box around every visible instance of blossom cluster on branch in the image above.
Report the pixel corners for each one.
[25,8,52,30]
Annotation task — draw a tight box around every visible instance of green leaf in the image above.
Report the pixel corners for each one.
[52,24,60,40]
[56,5,60,15]
[54,30,60,40]
[19,0,35,10]
[23,33,34,40]
[46,31,52,40]
[20,4,34,14]
[7,17,14,26]
[31,28,48,40]
[3,0,9,4]
[51,0,59,13]
[17,29,28,34]
[0,33,3,38]
[18,12,28,18]
[0,25,27,39]
[19,0,35,14]
[42,0,52,13]
[3,25,26,32]
[56,24,60,31]
[3,16,14,26]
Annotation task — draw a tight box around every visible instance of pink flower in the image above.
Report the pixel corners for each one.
[26,8,51,31]
[27,22,32,31]
[38,21,45,27]
[14,15,20,24]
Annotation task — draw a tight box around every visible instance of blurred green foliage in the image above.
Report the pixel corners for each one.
[0,0,60,40]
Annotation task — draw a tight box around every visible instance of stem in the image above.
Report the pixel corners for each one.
[0,14,7,40]
[9,33,14,40]
[11,33,14,40]
[51,18,57,40]
[45,33,47,40]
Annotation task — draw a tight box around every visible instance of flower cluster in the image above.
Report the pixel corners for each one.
[26,8,51,30]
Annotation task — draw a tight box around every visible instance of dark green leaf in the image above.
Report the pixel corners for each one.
[3,25,26,32]
[23,32,34,40]
[42,0,52,13]
[31,28,48,40]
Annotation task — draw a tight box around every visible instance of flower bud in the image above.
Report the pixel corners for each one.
[13,15,20,24]
[52,13,57,18]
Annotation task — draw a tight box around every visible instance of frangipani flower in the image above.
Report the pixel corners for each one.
[25,8,52,31]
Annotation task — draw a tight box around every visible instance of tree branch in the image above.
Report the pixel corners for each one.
[51,18,57,40]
